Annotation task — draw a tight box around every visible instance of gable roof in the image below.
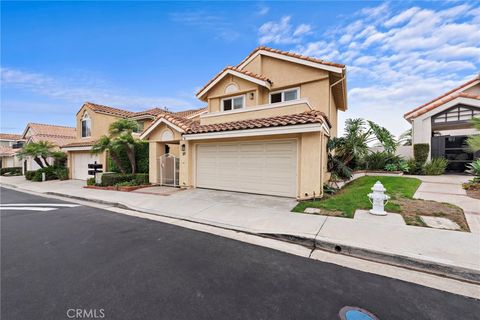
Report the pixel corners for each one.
[21,123,76,147]
[174,107,208,119]
[0,133,23,141]
[196,66,272,101]
[0,146,18,156]
[82,102,135,118]
[237,46,345,73]
[404,75,480,120]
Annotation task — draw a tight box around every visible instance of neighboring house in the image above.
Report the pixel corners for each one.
[0,133,25,168]
[62,102,207,180]
[21,123,77,172]
[404,75,480,172]
[141,46,347,199]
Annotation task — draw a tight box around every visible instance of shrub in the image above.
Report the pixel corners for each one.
[405,158,422,174]
[384,163,398,171]
[413,143,429,164]
[466,159,480,177]
[54,167,69,180]
[0,167,22,176]
[422,158,448,175]
[398,161,410,173]
[86,177,96,186]
[101,173,149,187]
[32,170,43,182]
[31,167,60,182]
[107,141,149,174]
[364,151,403,170]
[25,170,36,180]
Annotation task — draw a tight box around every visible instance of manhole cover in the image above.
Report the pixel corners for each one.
[339,306,379,320]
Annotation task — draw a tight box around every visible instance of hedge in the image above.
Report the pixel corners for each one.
[0,167,22,176]
[25,170,36,180]
[413,143,429,164]
[107,141,149,174]
[27,167,69,181]
[101,173,149,186]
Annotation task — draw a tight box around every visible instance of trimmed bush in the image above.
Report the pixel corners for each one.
[101,173,149,187]
[54,167,69,180]
[0,167,22,176]
[413,143,429,164]
[107,141,149,174]
[86,177,96,186]
[422,158,448,175]
[25,170,36,180]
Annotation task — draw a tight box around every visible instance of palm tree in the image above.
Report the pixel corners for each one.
[92,135,126,174]
[108,119,139,174]
[466,117,480,152]
[398,129,412,146]
[335,118,397,166]
[17,141,54,168]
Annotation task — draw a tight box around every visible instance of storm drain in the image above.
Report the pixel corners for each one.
[339,306,379,320]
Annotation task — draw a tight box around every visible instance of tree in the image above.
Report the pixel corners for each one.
[466,117,480,153]
[108,119,139,174]
[92,135,126,174]
[398,129,412,146]
[17,141,56,168]
[335,118,397,166]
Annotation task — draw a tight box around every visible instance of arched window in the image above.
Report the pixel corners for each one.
[81,112,91,137]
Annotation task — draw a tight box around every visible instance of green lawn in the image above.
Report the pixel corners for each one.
[292,176,422,217]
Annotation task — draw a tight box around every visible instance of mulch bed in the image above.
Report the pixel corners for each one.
[392,198,469,231]
[466,189,480,200]
[84,185,151,192]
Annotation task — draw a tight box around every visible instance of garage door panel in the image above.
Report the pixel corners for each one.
[196,140,297,197]
[72,152,100,180]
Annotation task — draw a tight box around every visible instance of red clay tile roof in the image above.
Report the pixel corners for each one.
[84,102,135,117]
[404,75,480,120]
[237,46,346,69]
[0,146,17,156]
[0,133,23,141]
[174,107,208,119]
[131,107,169,118]
[405,92,480,120]
[23,123,76,147]
[196,66,271,97]
[186,110,329,134]
[62,140,97,148]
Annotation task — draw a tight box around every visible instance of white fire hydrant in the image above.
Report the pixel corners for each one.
[367,181,390,216]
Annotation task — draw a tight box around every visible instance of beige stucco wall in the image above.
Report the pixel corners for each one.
[76,105,122,140]
[178,133,324,199]
[200,101,311,125]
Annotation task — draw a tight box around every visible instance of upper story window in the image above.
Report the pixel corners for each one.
[81,112,91,138]
[222,95,245,112]
[432,105,480,124]
[269,88,299,104]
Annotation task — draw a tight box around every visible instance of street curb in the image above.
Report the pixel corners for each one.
[3,184,480,284]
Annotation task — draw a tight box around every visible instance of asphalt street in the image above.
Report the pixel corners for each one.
[1,187,479,320]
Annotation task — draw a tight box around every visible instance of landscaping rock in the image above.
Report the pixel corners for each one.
[420,216,461,230]
[304,207,321,214]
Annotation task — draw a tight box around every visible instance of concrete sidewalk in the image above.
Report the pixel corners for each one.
[412,175,480,234]
[1,176,480,283]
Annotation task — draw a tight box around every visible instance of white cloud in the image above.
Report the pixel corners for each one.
[258,6,269,16]
[1,67,195,111]
[289,2,480,136]
[258,16,312,45]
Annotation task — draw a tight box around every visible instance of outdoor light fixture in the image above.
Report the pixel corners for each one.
[181,144,185,152]
[249,92,254,100]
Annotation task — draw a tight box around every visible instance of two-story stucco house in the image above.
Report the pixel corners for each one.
[0,133,25,169]
[141,47,347,199]
[404,75,480,172]
[62,102,206,180]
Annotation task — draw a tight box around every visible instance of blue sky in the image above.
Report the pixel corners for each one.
[2,1,479,137]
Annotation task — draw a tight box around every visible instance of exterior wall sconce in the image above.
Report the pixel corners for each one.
[249,92,254,100]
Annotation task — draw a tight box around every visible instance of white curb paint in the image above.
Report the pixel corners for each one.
[1,203,80,207]
[0,207,57,211]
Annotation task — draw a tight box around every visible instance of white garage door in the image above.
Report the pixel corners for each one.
[72,152,100,180]
[196,140,297,197]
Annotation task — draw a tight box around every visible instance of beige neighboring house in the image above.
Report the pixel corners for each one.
[62,102,207,180]
[404,75,480,172]
[0,133,25,169]
[21,123,77,172]
[141,46,347,199]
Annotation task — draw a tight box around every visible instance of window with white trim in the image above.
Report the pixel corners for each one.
[269,88,299,104]
[81,112,91,138]
[222,95,245,111]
